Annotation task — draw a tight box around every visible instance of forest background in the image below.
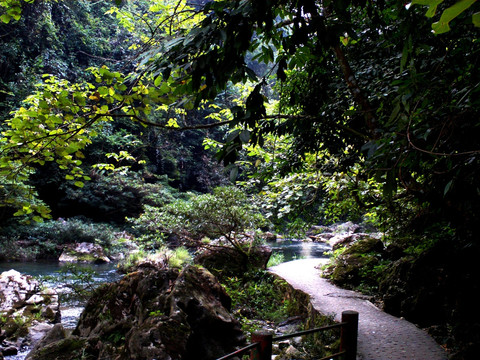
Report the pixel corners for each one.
[0,0,479,359]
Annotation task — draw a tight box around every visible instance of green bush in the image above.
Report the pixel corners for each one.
[167,247,192,269]
[0,217,122,260]
[222,270,291,323]
[0,237,41,261]
[266,252,285,267]
[117,246,192,273]
[117,249,148,273]
[6,217,117,245]
[129,186,267,250]
[58,172,184,223]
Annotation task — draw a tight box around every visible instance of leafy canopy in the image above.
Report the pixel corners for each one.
[1,0,479,233]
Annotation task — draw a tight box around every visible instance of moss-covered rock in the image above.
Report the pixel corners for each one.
[58,242,110,264]
[27,337,90,360]
[323,236,384,289]
[27,263,245,360]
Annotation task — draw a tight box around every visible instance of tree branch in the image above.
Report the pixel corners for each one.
[331,44,378,138]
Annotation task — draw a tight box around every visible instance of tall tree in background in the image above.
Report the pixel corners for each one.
[0,0,226,222]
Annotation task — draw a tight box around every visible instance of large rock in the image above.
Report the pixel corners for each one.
[306,222,381,245]
[59,242,110,264]
[26,264,245,360]
[195,244,272,278]
[0,270,60,357]
[323,236,385,288]
[0,269,37,312]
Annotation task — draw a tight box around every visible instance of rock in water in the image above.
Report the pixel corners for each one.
[58,242,110,264]
[26,264,245,360]
[0,270,60,357]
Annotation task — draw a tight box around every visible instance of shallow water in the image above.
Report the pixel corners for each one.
[0,261,119,283]
[269,240,331,261]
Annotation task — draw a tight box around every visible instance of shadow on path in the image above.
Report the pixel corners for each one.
[269,258,448,360]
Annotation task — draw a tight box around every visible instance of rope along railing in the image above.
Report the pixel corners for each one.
[216,310,358,360]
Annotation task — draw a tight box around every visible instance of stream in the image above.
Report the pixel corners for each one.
[269,239,331,261]
[0,262,121,360]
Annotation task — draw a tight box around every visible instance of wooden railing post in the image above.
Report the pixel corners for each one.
[340,310,359,360]
[250,330,272,360]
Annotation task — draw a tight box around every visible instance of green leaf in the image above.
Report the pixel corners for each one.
[229,166,239,182]
[473,12,480,26]
[239,130,250,143]
[444,180,454,196]
[0,14,11,23]
[166,118,180,128]
[432,0,476,34]
[11,12,20,21]
[411,0,444,18]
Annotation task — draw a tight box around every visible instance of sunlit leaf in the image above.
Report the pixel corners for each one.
[0,14,11,23]
[473,12,480,26]
[410,0,444,18]
[432,0,476,34]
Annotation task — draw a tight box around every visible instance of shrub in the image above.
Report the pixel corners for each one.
[167,247,192,269]
[266,252,285,267]
[50,170,186,224]
[222,270,291,323]
[129,186,267,251]
[0,217,122,260]
[5,217,117,245]
[117,246,192,273]
[117,249,148,273]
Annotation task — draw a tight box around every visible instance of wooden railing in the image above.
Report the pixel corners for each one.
[216,310,358,360]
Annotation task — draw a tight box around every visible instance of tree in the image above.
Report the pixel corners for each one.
[142,0,479,235]
[0,0,217,221]
[1,0,479,234]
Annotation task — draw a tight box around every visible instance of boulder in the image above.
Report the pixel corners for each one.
[25,323,68,360]
[59,242,110,264]
[194,244,272,278]
[329,232,382,251]
[306,222,382,244]
[0,270,60,356]
[323,236,385,288]
[0,269,37,311]
[26,263,245,360]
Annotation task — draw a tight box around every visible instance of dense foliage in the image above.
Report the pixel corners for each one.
[0,0,229,223]
[0,1,479,358]
[149,0,480,239]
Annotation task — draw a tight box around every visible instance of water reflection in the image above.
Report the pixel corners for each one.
[0,261,119,282]
[269,240,331,261]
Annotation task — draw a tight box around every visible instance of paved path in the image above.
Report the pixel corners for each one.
[269,258,448,360]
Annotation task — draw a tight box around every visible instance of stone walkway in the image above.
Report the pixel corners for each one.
[269,258,449,360]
